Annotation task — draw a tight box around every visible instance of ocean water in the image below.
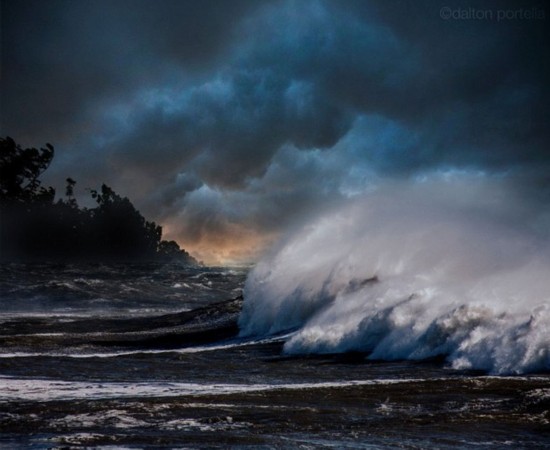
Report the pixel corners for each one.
[0,261,548,449]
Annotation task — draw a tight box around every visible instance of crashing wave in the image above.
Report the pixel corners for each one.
[239,174,550,374]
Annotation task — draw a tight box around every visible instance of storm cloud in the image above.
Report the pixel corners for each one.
[2,0,549,263]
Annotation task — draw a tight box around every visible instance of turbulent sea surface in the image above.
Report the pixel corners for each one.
[0,262,548,449]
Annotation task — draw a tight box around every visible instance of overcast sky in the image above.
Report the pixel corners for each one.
[2,0,549,264]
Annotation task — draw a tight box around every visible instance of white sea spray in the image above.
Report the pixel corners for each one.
[239,173,550,374]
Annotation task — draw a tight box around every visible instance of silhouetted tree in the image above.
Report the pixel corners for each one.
[65,178,77,207]
[0,137,198,264]
[158,240,195,261]
[87,184,163,259]
[0,136,55,204]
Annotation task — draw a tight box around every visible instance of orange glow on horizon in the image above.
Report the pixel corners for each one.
[163,224,278,267]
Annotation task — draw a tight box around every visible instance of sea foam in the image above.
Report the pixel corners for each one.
[239,173,550,374]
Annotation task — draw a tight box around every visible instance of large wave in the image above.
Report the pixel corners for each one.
[238,173,550,374]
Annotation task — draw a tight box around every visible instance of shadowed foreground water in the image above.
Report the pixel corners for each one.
[0,263,548,449]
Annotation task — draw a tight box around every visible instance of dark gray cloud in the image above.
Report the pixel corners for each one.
[2,0,549,263]
[1,0,269,143]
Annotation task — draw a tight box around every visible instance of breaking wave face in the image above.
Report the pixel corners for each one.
[239,173,550,375]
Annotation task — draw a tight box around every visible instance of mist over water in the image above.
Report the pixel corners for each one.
[239,173,550,374]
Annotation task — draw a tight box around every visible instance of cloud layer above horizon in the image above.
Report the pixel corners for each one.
[2,0,549,263]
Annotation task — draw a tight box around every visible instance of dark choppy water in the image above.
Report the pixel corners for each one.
[0,263,548,449]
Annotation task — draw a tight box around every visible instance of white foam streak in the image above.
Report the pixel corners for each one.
[0,334,292,359]
[0,377,415,402]
[1,375,546,402]
[239,174,550,374]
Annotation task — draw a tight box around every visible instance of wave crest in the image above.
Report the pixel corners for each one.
[239,175,550,374]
